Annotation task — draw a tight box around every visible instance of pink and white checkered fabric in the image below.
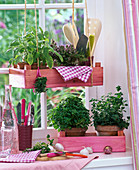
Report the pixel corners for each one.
[55,66,93,83]
[0,150,41,163]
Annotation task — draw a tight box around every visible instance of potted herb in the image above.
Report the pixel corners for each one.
[49,40,88,66]
[7,27,63,69]
[48,96,91,137]
[89,86,130,136]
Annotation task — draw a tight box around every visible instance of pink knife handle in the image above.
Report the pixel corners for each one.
[47,153,61,157]
[27,101,32,118]
[24,115,28,126]
[21,99,26,120]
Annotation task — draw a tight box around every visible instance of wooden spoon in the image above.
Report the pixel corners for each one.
[63,23,79,48]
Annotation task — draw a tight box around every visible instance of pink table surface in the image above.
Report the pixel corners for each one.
[0,155,98,170]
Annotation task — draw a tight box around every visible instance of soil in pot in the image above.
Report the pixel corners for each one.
[65,128,87,137]
[95,125,121,136]
[17,62,26,69]
[31,63,47,69]
[16,62,47,70]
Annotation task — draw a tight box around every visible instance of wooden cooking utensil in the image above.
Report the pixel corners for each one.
[76,34,88,54]
[62,0,79,48]
[85,18,102,57]
[63,23,78,47]
[85,0,102,68]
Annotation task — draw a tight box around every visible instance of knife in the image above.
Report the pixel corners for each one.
[47,152,88,158]
[21,99,26,125]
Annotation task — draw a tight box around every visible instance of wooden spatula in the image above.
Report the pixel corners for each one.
[76,34,88,54]
[85,18,102,56]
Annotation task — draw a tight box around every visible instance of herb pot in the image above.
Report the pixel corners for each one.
[31,63,47,70]
[16,62,47,70]
[65,128,87,137]
[96,125,121,136]
[17,62,27,69]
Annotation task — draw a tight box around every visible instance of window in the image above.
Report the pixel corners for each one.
[0,0,85,143]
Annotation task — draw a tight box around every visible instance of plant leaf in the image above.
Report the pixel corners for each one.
[10,40,20,47]
[39,27,43,34]
[27,53,34,65]
[44,31,49,38]
[46,54,53,69]
[49,46,63,62]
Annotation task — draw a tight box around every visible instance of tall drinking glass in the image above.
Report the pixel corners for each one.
[0,126,13,158]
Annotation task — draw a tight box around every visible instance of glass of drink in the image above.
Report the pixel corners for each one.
[0,126,13,158]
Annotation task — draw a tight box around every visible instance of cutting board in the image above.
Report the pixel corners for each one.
[36,153,73,161]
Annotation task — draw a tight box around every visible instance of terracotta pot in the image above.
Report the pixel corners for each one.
[96,125,121,136]
[16,62,47,70]
[31,63,47,69]
[17,62,27,69]
[65,128,87,137]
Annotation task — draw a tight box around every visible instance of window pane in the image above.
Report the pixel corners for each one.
[11,88,41,128]
[47,87,85,126]
[0,0,39,4]
[0,9,39,68]
[45,8,84,44]
[0,76,41,128]
[45,0,83,3]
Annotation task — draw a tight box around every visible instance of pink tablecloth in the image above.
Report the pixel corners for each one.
[0,155,98,170]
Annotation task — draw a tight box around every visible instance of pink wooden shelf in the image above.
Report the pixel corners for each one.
[58,134,126,153]
[9,64,103,89]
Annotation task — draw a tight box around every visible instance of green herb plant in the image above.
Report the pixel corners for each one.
[7,27,63,68]
[46,134,54,146]
[89,86,130,129]
[34,77,47,94]
[48,96,91,132]
[23,134,54,154]
[49,40,88,66]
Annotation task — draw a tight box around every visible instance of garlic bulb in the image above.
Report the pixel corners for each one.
[54,143,64,151]
[80,148,89,156]
[48,145,56,152]
[86,147,93,154]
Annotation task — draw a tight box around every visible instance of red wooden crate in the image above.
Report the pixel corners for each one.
[58,134,126,153]
[9,64,103,89]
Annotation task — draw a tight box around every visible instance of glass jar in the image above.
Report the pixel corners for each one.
[0,85,19,158]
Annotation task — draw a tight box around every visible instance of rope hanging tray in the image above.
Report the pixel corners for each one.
[9,1,103,89]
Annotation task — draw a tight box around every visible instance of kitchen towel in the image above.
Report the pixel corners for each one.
[0,150,41,163]
[55,66,93,83]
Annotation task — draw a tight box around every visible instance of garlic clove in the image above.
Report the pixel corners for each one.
[80,148,89,156]
[48,145,56,152]
[54,143,64,151]
[86,147,93,154]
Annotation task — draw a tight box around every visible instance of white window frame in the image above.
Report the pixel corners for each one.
[0,0,86,143]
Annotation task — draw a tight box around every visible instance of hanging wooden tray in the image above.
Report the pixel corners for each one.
[9,63,103,89]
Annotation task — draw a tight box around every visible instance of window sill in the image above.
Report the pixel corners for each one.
[82,148,133,169]
[0,68,9,74]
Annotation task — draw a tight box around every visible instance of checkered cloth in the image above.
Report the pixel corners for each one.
[0,150,41,163]
[55,66,93,83]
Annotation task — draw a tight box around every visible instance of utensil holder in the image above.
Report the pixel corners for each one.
[18,125,33,151]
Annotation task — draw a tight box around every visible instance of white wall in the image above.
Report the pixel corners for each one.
[86,0,131,148]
